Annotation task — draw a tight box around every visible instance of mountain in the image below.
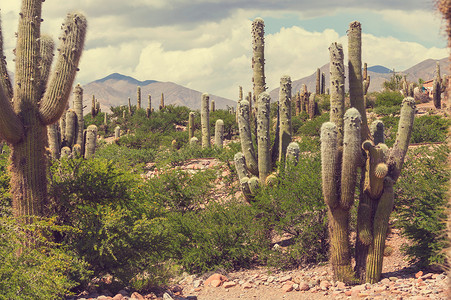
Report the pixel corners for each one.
[367,65,391,73]
[72,73,236,112]
[269,58,449,100]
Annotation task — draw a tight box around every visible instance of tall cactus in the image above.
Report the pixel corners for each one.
[214,119,224,148]
[146,94,151,118]
[159,92,165,110]
[137,86,141,110]
[84,125,97,159]
[433,61,446,109]
[73,84,84,147]
[188,112,195,140]
[201,93,210,148]
[324,22,416,284]
[278,75,292,162]
[316,68,321,94]
[91,95,100,117]
[252,18,266,100]
[0,2,87,222]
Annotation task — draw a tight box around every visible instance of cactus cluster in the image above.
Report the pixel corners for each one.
[91,95,101,117]
[401,75,414,97]
[0,1,87,221]
[48,84,97,159]
[321,21,415,284]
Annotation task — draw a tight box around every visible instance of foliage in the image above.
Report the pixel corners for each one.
[47,157,171,290]
[253,150,329,267]
[0,145,11,216]
[410,115,451,144]
[0,216,91,300]
[209,109,238,140]
[95,143,156,172]
[383,72,403,91]
[373,105,400,116]
[375,90,404,108]
[393,145,450,268]
[296,113,330,137]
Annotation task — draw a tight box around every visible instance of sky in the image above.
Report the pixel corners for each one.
[0,0,449,100]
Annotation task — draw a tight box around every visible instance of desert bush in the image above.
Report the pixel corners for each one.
[375,90,404,108]
[0,216,91,299]
[394,145,450,268]
[410,115,450,144]
[95,143,156,172]
[296,112,330,136]
[373,105,400,116]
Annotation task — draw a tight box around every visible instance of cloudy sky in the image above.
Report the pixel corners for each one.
[1,0,448,99]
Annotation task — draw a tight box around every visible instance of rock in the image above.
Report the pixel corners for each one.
[381,278,390,285]
[336,281,346,289]
[281,283,293,292]
[210,279,222,287]
[319,280,331,290]
[321,271,328,276]
[389,276,398,281]
[420,273,433,280]
[193,279,203,288]
[118,290,128,296]
[292,283,299,291]
[163,293,174,300]
[415,271,424,279]
[130,292,145,300]
[97,296,112,300]
[242,282,253,289]
[204,273,228,287]
[299,282,310,291]
[112,294,124,300]
[223,281,237,288]
[344,290,352,296]
[278,275,292,283]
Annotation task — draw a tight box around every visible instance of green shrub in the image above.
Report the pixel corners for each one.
[410,115,451,144]
[296,113,330,137]
[0,146,11,216]
[394,145,450,268]
[0,216,91,299]
[47,157,171,290]
[253,150,328,267]
[375,90,403,108]
[95,143,156,172]
[373,105,400,116]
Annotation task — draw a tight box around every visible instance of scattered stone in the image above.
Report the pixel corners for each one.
[299,282,310,291]
[415,271,424,279]
[210,279,222,287]
[281,282,293,292]
[223,281,237,288]
[193,280,203,288]
[130,292,145,300]
[278,275,292,283]
[242,282,253,289]
[112,294,124,300]
[163,293,174,300]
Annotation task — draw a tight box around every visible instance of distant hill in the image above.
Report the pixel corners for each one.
[367,65,391,74]
[269,58,449,99]
[72,73,236,112]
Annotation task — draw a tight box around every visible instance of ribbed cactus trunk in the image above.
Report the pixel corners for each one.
[188,112,195,140]
[214,119,224,148]
[47,122,61,159]
[146,94,151,118]
[114,126,120,139]
[348,21,370,140]
[0,1,87,225]
[237,99,258,175]
[321,72,326,94]
[65,109,77,149]
[91,95,100,117]
[201,93,210,148]
[73,84,84,147]
[278,76,292,162]
[84,125,97,159]
[257,92,271,184]
[211,99,215,112]
[159,93,164,110]
[315,68,321,94]
[252,18,266,101]
[137,86,141,110]
[433,62,446,109]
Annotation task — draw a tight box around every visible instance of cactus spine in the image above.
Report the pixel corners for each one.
[252,18,266,99]
[201,93,210,148]
[0,3,87,222]
[214,119,224,148]
[137,86,141,110]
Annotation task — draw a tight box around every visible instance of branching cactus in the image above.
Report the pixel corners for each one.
[201,93,210,148]
[433,61,447,109]
[324,22,416,284]
[214,119,224,148]
[0,2,87,222]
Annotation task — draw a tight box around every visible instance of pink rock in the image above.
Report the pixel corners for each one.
[130,292,145,300]
[299,282,310,291]
[319,280,331,290]
[415,271,423,278]
[223,281,237,288]
[336,281,346,289]
[112,294,124,300]
[281,283,293,292]
[210,279,222,287]
[204,273,228,286]
[242,282,253,289]
[344,290,352,296]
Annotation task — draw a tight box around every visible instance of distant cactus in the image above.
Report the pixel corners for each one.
[146,94,152,118]
[65,109,77,149]
[316,68,321,94]
[211,99,215,112]
[308,93,318,119]
[114,126,121,139]
[128,97,132,115]
[252,18,266,99]
[321,72,326,94]
[91,95,100,117]
[84,125,98,159]
[73,84,84,147]
[201,93,211,148]
[188,112,195,140]
[137,86,141,110]
[214,119,224,148]
[433,61,447,109]
[159,92,165,110]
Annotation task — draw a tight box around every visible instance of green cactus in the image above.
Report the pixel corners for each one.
[91,95,100,117]
[278,75,292,162]
[146,94,151,118]
[324,22,416,284]
[188,112,195,140]
[433,61,446,109]
[0,15,13,100]
[61,146,72,158]
[321,72,326,94]
[316,68,321,94]
[0,3,86,223]
[286,142,300,167]
[114,126,121,139]
[73,84,84,147]
[308,93,317,120]
[47,122,61,159]
[211,99,215,112]
[84,125,97,159]
[237,99,258,175]
[201,93,210,148]
[137,86,141,110]
[65,109,77,148]
[214,119,224,148]
[189,136,199,146]
[128,97,132,115]
[159,92,165,110]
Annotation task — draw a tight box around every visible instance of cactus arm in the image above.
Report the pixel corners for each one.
[257,92,271,184]
[370,120,384,145]
[340,108,361,210]
[0,14,13,100]
[278,75,292,162]
[252,18,266,98]
[329,42,345,145]
[38,34,55,96]
[365,177,394,284]
[388,97,415,182]
[237,99,258,175]
[320,122,339,209]
[347,21,370,140]
[0,84,24,144]
[39,12,87,125]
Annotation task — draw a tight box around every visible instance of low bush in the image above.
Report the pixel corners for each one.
[394,145,450,268]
